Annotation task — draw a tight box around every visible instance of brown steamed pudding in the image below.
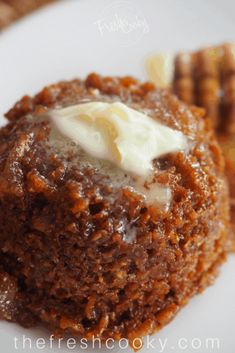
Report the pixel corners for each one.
[0,73,230,346]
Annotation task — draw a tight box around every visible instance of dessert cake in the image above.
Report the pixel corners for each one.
[0,74,230,346]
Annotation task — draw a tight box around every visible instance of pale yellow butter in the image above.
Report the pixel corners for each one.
[49,101,186,177]
[145,52,174,87]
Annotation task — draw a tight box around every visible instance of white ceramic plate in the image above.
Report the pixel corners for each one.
[0,0,235,352]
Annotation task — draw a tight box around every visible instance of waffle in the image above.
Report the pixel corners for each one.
[173,43,235,249]
[173,43,235,133]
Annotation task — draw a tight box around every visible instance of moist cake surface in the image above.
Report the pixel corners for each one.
[0,74,230,346]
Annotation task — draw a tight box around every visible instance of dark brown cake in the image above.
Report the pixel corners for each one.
[0,74,230,346]
[0,0,56,30]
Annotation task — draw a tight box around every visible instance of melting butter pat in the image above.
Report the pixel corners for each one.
[49,101,187,176]
[145,53,174,87]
